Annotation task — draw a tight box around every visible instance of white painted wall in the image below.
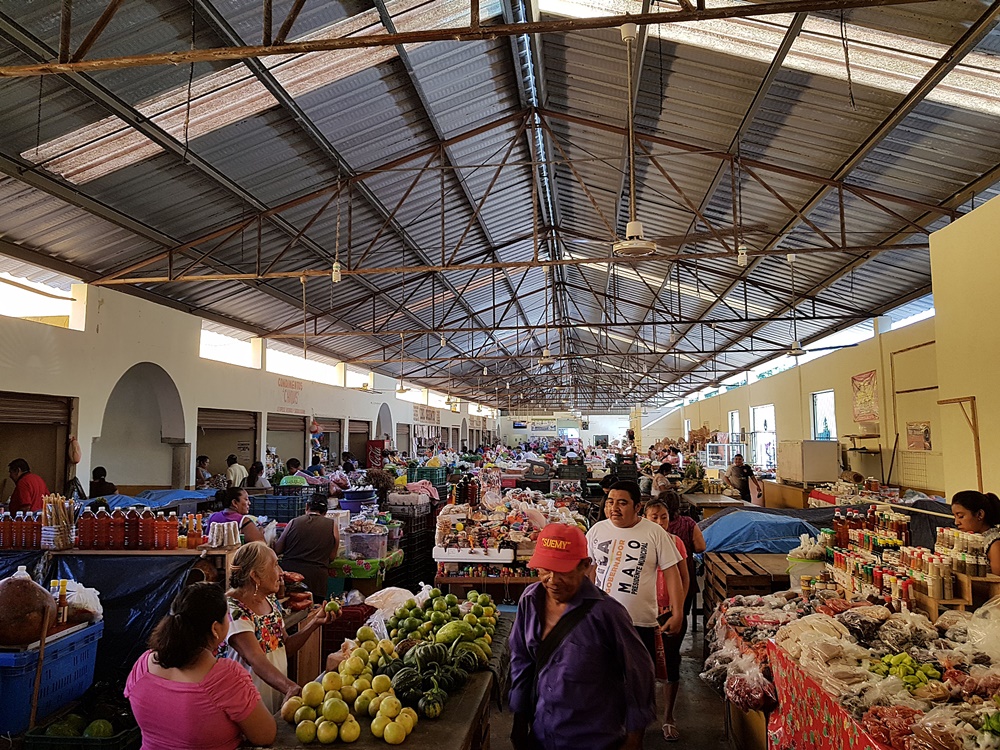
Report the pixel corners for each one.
[0,284,494,489]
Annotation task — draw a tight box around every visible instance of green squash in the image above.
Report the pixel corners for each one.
[419,693,444,719]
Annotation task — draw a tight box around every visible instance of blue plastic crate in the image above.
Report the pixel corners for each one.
[0,621,104,736]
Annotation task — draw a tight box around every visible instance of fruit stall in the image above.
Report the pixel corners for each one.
[263,587,504,749]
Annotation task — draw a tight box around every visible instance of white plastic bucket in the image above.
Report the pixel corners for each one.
[786,557,826,590]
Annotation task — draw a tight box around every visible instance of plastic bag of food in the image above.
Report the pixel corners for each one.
[908,705,981,750]
[967,597,1000,663]
[935,610,973,634]
[879,611,939,652]
[861,705,924,750]
[775,613,852,659]
[723,653,777,713]
[838,605,893,645]
[700,639,741,692]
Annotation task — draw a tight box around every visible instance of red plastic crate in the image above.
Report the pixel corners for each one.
[321,604,376,655]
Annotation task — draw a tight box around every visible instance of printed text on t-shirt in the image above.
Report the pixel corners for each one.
[595,538,649,596]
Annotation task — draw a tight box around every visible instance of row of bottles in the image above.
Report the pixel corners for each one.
[77,508,180,550]
[0,512,43,549]
[831,506,911,547]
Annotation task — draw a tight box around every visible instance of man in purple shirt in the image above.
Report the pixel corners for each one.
[509,523,655,750]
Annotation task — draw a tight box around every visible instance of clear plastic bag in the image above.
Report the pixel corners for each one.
[967,598,1000,663]
[775,613,852,660]
[723,653,777,713]
[861,704,924,750]
[700,638,741,692]
[838,605,892,645]
[935,609,973,634]
[908,705,982,750]
[879,611,938,652]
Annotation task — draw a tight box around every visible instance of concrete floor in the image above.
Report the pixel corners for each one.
[490,628,730,750]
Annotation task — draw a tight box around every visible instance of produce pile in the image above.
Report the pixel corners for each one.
[435,499,586,553]
[41,680,137,740]
[704,591,1000,749]
[284,589,499,745]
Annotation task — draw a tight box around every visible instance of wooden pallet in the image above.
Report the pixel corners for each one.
[703,552,775,621]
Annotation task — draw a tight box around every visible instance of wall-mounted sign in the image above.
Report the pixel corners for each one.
[413,404,441,425]
[531,421,556,432]
[852,370,879,422]
[512,421,528,430]
[276,377,306,415]
[906,421,932,451]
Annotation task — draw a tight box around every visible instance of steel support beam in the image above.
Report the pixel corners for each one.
[0,0,934,77]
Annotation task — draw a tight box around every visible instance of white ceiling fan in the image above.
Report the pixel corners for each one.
[395,334,410,394]
[613,23,656,258]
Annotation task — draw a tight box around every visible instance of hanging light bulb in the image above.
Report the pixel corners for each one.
[482,365,488,376]
[736,245,748,268]
[440,333,446,348]
[331,260,342,283]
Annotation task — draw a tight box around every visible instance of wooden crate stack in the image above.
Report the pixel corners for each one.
[703,553,781,629]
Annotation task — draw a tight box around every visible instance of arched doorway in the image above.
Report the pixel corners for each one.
[461,418,468,452]
[92,363,188,492]
[375,403,393,442]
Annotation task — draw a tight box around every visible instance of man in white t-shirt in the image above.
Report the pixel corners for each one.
[586,480,685,661]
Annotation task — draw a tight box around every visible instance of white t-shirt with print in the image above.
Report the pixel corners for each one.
[586,517,682,627]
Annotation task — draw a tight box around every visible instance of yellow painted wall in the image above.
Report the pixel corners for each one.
[647,317,942,492]
[930,194,1000,496]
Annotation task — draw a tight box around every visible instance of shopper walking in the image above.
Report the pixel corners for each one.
[587,480,685,662]
[509,523,655,750]
[274,494,340,601]
[724,453,761,504]
[644,496,697,742]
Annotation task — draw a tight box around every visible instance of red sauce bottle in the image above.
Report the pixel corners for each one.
[110,509,126,550]
[124,507,140,550]
[95,508,111,549]
[78,509,97,550]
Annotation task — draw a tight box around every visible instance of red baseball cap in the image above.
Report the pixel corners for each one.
[528,523,589,573]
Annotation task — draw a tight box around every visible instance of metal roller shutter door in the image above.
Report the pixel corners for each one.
[0,392,70,424]
[197,408,257,430]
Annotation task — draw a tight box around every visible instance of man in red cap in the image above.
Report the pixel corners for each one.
[509,522,655,750]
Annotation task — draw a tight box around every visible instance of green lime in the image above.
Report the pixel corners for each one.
[445,593,459,606]
[429,588,443,599]
[432,597,448,612]
[404,617,421,632]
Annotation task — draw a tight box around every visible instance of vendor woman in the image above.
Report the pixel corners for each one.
[951,490,1000,575]
[224,541,336,712]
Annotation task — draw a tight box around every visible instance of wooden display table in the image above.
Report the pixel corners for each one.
[684,493,750,518]
[258,671,493,750]
[762,480,810,509]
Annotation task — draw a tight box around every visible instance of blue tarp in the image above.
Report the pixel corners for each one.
[702,511,820,554]
[135,489,217,507]
[56,554,195,680]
